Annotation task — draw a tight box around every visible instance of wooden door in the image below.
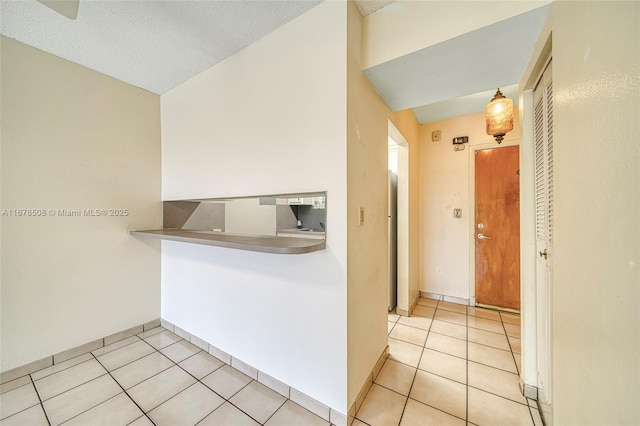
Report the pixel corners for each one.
[475,146,520,310]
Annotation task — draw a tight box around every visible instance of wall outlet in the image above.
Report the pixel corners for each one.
[454,208,462,219]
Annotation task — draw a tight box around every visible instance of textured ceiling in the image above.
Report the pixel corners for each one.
[354,0,396,17]
[363,5,549,123]
[0,0,322,94]
[1,0,546,124]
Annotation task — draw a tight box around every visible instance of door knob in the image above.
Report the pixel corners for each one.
[539,249,548,259]
[477,233,492,240]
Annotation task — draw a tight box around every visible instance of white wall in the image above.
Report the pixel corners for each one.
[160,2,347,412]
[527,1,639,423]
[420,111,520,300]
[0,37,161,372]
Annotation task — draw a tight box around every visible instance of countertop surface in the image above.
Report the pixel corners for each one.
[277,228,325,235]
[130,229,325,254]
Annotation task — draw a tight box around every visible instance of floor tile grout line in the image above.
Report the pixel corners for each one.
[0,402,46,424]
[96,342,159,374]
[136,326,166,340]
[28,374,52,426]
[30,353,96,382]
[395,298,441,426]
[467,359,521,376]
[363,375,470,424]
[466,305,470,424]
[406,395,468,423]
[255,398,288,426]
[35,371,111,404]
[102,332,323,426]
[391,320,433,332]
[41,373,124,425]
[93,335,146,358]
[500,314,522,377]
[466,383,533,407]
[394,329,427,425]
[97,336,301,426]
[388,302,528,426]
[59,392,125,425]
[90,352,158,426]
[112,351,177,389]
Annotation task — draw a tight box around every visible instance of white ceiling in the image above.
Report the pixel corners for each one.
[363,4,549,123]
[0,0,322,94]
[0,0,548,123]
[413,84,519,124]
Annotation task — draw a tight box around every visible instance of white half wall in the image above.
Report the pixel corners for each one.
[0,37,161,372]
[160,2,347,412]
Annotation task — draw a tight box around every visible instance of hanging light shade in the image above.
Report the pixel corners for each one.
[485,88,513,144]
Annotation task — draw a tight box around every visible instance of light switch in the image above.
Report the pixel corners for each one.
[432,130,442,142]
[454,208,462,219]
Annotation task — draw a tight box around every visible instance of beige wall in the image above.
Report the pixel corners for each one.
[346,0,390,410]
[0,37,162,372]
[419,111,520,300]
[530,1,639,423]
[390,109,421,311]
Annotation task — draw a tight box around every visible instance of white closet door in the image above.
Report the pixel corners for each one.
[534,59,554,414]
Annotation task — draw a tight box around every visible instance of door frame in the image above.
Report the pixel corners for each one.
[520,32,553,407]
[468,140,520,308]
[388,120,412,315]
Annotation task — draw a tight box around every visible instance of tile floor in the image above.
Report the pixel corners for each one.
[355,297,544,426]
[0,327,330,426]
[1,297,543,426]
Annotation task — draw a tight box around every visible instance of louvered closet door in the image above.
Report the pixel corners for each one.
[534,60,554,410]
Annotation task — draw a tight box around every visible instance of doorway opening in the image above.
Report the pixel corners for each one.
[388,138,398,312]
[388,120,410,315]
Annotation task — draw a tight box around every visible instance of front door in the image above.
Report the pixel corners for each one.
[475,145,521,310]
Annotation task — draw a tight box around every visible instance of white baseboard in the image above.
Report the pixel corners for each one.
[161,319,347,426]
[421,291,470,306]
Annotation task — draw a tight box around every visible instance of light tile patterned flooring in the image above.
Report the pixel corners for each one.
[0,327,329,426]
[1,297,543,426]
[354,297,544,426]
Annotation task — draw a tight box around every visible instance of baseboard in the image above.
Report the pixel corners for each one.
[396,307,409,316]
[409,292,420,314]
[348,345,388,425]
[161,319,348,426]
[421,291,470,306]
[1,318,351,426]
[0,318,161,384]
[477,302,521,314]
[521,380,538,400]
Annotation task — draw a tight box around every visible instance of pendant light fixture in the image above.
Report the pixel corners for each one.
[485,88,513,144]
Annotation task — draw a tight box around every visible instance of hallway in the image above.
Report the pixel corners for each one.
[354,296,543,425]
